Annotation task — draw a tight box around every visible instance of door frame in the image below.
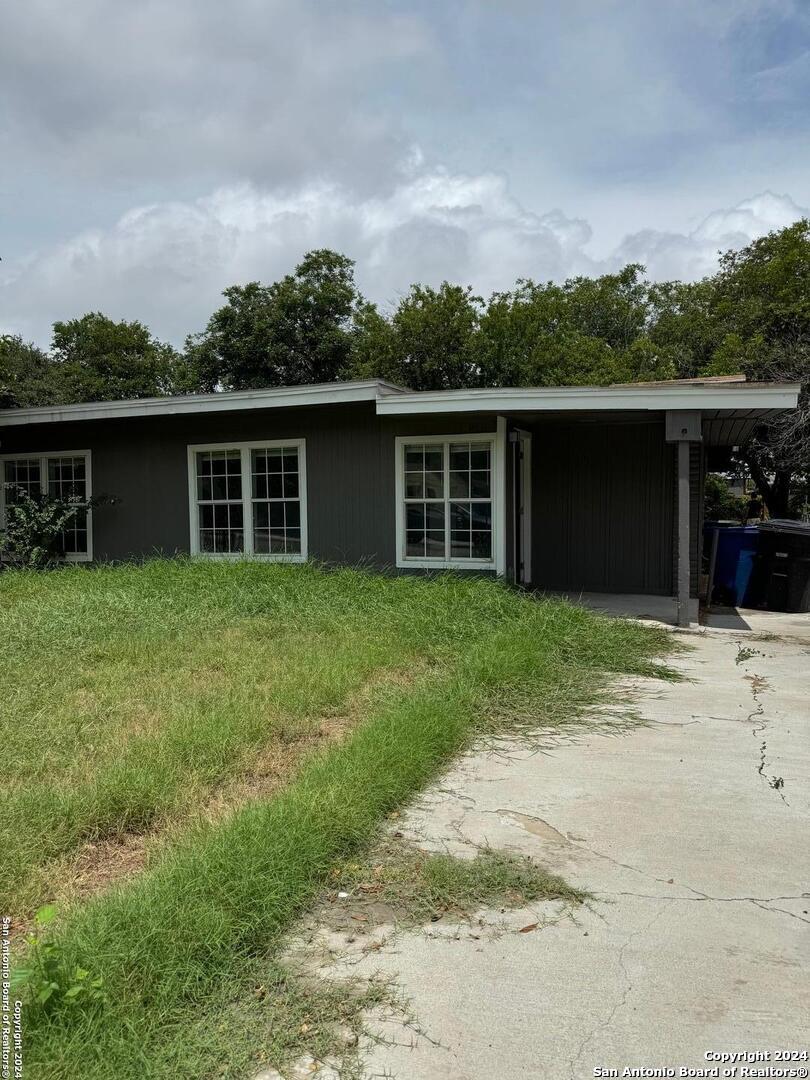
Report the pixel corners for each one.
[510,428,533,585]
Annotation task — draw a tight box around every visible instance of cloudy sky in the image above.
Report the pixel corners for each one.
[1,0,809,346]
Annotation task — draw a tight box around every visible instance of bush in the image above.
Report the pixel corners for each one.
[0,485,111,568]
[704,473,748,523]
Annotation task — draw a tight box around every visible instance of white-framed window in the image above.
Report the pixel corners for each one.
[0,450,93,561]
[187,440,307,560]
[395,433,502,570]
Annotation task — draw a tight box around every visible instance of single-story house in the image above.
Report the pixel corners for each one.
[0,375,799,625]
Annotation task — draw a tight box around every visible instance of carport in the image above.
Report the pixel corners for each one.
[377,375,800,626]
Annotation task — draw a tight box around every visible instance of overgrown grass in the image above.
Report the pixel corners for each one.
[325,839,587,927]
[1,559,673,1078]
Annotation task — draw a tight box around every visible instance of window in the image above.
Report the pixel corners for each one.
[0,450,92,560]
[397,435,497,568]
[188,440,307,560]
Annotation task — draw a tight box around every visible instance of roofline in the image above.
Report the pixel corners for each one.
[374,383,801,415]
[0,378,799,428]
[0,379,408,427]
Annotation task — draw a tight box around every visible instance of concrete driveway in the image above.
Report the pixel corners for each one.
[326,620,810,1079]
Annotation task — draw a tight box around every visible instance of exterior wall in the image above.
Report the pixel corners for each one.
[2,405,697,595]
[0,403,494,567]
[525,418,676,596]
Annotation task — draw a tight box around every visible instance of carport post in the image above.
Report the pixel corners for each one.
[666,410,702,628]
[676,440,691,627]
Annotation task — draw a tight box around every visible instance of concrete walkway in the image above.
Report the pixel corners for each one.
[316,622,810,1079]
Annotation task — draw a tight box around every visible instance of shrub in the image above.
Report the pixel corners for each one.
[0,485,112,568]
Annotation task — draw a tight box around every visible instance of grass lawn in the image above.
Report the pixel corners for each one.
[1,559,672,1078]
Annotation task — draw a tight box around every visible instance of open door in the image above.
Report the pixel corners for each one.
[510,429,532,585]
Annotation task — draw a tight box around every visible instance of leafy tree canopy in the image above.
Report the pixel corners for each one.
[0,335,60,408]
[185,250,366,390]
[50,313,187,402]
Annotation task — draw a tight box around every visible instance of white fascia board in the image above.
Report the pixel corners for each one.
[375,384,800,415]
[0,380,403,428]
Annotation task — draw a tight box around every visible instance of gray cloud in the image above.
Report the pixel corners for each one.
[1,173,805,347]
[1,1,808,345]
[0,0,433,190]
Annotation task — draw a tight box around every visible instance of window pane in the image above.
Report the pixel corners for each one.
[250,445,301,556]
[406,531,425,557]
[449,471,470,498]
[470,503,491,528]
[472,531,492,558]
[405,472,424,498]
[406,504,425,530]
[425,503,444,530]
[423,471,443,499]
[283,502,298,528]
[451,535,471,559]
[4,459,41,501]
[470,471,491,498]
[425,531,445,557]
[404,447,423,470]
[424,449,442,472]
[449,447,469,471]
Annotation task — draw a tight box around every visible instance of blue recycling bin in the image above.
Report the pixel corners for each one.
[704,523,761,607]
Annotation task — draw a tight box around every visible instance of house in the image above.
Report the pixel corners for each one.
[0,375,799,625]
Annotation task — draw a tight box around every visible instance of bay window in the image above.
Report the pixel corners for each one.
[188,440,306,559]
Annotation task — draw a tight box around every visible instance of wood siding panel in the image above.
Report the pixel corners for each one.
[0,404,494,567]
[529,420,674,595]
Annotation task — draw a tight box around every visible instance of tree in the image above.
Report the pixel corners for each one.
[648,220,810,517]
[186,250,366,390]
[0,335,60,408]
[476,268,676,388]
[50,313,186,402]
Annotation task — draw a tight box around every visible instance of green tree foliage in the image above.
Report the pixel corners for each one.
[0,335,60,408]
[186,250,366,390]
[357,283,483,390]
[653,220,810,516]
[50,313,186,402]
[704,474,748,524]
[475,267,677,388]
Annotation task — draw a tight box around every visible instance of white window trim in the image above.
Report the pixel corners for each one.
[0,449,93,562]
[395,428,506,575]
[187,439,308,561]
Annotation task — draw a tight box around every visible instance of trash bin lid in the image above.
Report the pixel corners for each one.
[758,519,810,535]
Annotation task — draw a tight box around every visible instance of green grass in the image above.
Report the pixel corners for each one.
[325,839,588,927]
[1,559,673,1078]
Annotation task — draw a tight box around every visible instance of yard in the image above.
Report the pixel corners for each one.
[1,560,671,1078]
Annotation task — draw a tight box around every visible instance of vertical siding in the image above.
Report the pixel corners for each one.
[0,404,494,567]
[529,419,675,595]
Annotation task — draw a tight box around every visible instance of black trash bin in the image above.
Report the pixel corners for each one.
[755,520,810,613]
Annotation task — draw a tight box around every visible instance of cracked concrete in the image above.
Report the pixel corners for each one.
[305,623,809,1079]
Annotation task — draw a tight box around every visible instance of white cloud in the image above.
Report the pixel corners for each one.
[614,191,808,280]
[0,174,806,347]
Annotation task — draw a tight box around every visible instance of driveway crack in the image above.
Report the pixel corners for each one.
[568,904,668,1079]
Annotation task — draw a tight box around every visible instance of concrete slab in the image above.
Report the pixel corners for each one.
[547,590,810,644]
[310,626,810,1079]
